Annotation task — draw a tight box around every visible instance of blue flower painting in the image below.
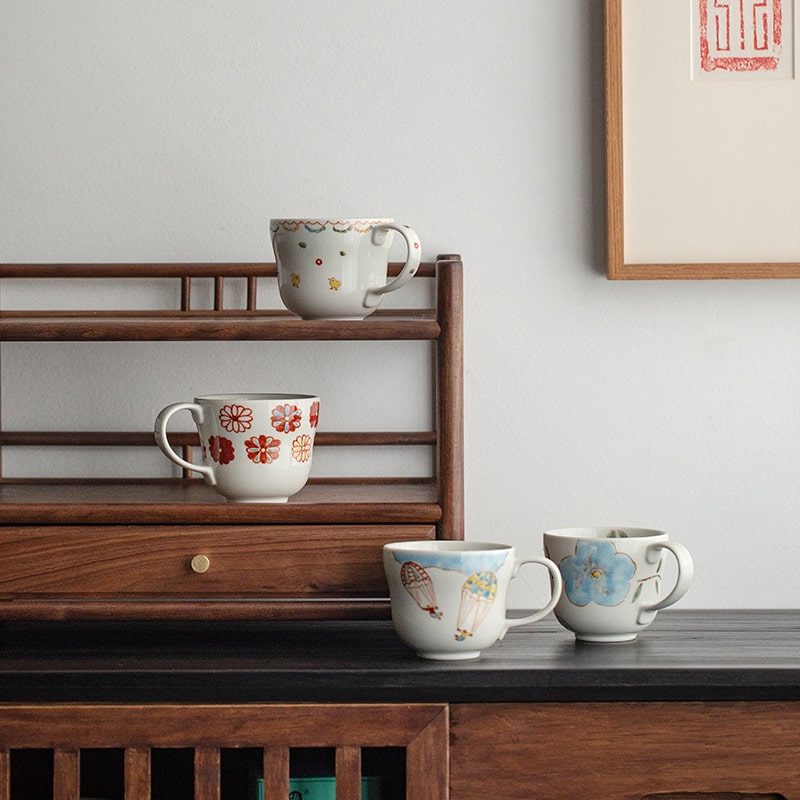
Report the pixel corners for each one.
[560,540,635,607]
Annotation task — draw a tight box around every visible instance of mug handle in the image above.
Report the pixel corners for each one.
[154,402,216,486]
[499,556,564,639]
[638,541,694,625]
[364,223,422,309]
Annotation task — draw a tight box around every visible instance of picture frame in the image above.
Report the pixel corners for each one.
[605,0,800,279]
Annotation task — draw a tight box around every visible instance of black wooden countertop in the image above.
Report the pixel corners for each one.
[0,610,797,704]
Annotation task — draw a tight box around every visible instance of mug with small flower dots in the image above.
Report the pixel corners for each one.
[155,393,320,502]
[270,218,421,320]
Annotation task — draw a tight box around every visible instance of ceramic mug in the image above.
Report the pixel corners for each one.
[270,218,421,320]
[154,393,319,502]
[383,541,563,660]
[543,527,694,643]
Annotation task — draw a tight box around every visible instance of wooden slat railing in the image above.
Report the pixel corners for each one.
[0,430,437,448]
[0,430,437,485]
[0,261,443,342]
[0,703,449,800]
[0,261,437,313]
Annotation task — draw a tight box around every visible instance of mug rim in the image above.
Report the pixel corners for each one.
[384,540,512,553]
[270,217,393,225]
[193,393,318,402]
[544,526,666,539]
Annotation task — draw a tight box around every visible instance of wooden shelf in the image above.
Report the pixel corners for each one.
[0,310,441,341]
[0,610,797,703]
[0,260,445,341]
[0,255,464,621]
[0,478,442,525]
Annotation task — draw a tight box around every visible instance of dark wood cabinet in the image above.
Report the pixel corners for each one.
[1,611,799,799]
[2,265,798,798]
[1,704,448,800]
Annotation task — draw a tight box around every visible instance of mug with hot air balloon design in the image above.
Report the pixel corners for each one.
[383,541,563,660]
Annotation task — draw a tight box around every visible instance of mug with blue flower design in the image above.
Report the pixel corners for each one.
[543,527,694,643]
[155,393,319,503]
[383,541,563,661]
[271,218,422,320]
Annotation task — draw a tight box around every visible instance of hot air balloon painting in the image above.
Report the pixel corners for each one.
[400,561,442,619]
[455,570,498,641]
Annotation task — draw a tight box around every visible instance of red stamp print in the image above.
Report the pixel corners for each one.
[699,0,784,72]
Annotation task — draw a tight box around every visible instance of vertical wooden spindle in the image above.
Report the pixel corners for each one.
[194,747,221,800]
[435,256,464,540]
[335,747,362,800]
[181,276,192,311]
[124,747,151,800]
[0,749,10,800]
[182,444,194,480]
[53,748,80,800]
[406,708,449,800]
[0,345,4,479]
[246,276,257,310]
[262,747,290,800]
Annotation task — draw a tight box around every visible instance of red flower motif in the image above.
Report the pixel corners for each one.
[208,435,235,465]
[218,403,253,433]
[309,400,320,429]
[245,434,281,464]
[271,403,302,433]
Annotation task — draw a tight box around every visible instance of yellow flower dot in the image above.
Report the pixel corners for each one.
[591,569,603,579]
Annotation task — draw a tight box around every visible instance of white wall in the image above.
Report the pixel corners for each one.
[2,1,799,609]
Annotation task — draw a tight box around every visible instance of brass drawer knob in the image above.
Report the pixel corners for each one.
[190,554,211,574]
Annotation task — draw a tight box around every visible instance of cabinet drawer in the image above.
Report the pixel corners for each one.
[0,525,435,598]
[451,702,800,799]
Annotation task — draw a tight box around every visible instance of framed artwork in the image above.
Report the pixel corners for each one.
[606,0,800,279]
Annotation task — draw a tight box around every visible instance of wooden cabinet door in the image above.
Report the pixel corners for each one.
[450,702,800,800]
[0,703,449,800]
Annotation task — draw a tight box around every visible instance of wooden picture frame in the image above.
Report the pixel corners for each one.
[605,0,800,279]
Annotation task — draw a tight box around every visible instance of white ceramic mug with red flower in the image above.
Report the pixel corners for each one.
[154,393,320,502]
[270,218,422,320]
